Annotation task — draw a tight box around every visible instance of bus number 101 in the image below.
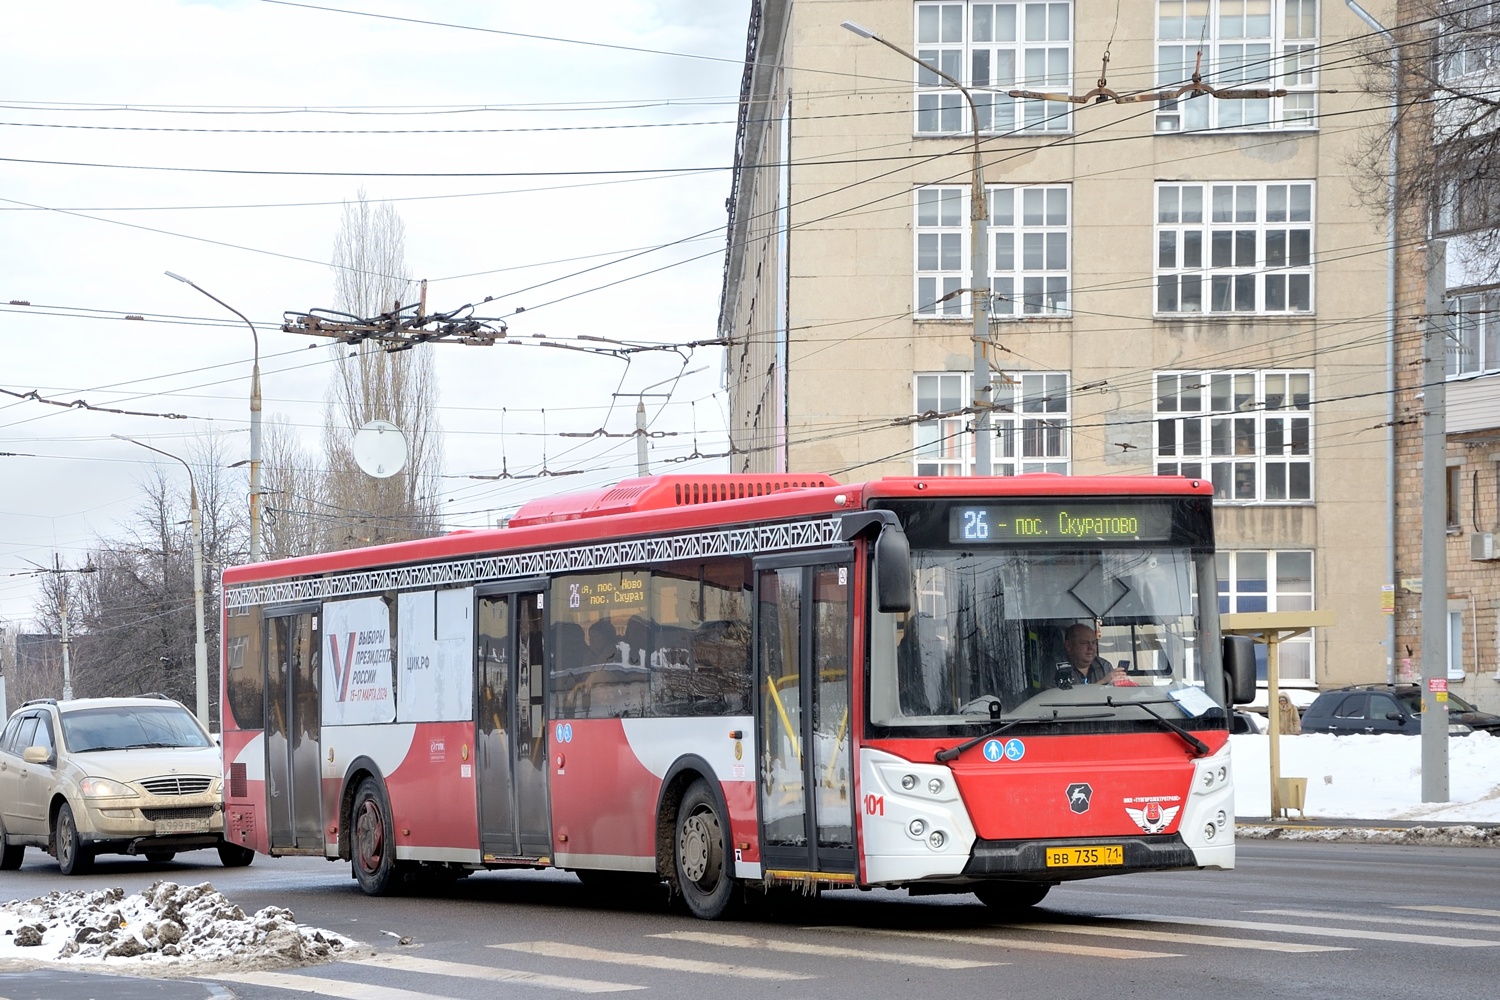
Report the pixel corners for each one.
[864,794,885,816]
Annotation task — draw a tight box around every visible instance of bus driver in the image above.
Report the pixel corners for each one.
[1057,623,1128,687]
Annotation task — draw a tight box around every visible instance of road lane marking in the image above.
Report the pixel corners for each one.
[1397,905,1500,919]
[1116,913,1499,947]
[811,925,1179,959]
[215,971,452,999]
[350,953,646,992]
[1007,922,1347,953]
[1250,908,1500,934]
[652,930,1003,968]
[490,941,814,979]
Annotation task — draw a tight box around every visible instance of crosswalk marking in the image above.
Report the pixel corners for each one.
[1250,908,1500,935]
[1007,922,1348,953]
[215,971,453,1000]
[350,952,646,992]
[812,925,1181,959]
[1117,913,1499,948]
[653,930,1004,968]
[1397,905,1500,919]
[491,941,815,980]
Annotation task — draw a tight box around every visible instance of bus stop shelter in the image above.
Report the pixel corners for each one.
[1221,610,1336,819]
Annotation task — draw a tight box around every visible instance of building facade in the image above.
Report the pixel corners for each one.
[720,0,1412,704]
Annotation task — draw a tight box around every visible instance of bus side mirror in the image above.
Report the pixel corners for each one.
[1223,635,1256,705]
[874,526,912,614]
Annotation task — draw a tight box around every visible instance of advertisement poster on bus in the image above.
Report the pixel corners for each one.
[323,596,396,726]
[397,587,475,722]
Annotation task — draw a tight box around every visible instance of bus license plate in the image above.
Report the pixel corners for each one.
[156,818,208,835]
[1045,845,1124,868]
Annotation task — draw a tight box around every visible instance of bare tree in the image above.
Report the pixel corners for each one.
[27,433,242,716]
[1353,2,1500,279]
[260,415,329,560]
[321,191,444,549]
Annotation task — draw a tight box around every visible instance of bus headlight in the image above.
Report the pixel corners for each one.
[901,774,917,790]
[928,830,946,850]
[1204,823,1217,841]
[1216,810,1228,828]
[908,818,926,837]
[927,778,944,795]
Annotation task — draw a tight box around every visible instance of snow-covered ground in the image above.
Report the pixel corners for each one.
[1231,730,1500,823]
[0,880,360,976]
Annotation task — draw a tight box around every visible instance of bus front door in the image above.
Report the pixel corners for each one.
[754,557,855,879]
[264,606,323,853]
[475,586,552,861]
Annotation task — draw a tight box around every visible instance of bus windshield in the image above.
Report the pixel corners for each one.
[869,546,1224,735]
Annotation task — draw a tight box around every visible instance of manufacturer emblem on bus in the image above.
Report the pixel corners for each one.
[1066,782,1093,814]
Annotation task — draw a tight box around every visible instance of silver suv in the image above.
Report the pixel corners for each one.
[0,695,254,874]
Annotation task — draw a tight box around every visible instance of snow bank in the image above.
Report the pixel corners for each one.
[0,881,361,975]
[1231,730,1500,824]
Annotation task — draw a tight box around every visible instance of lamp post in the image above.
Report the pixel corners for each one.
[166,271,263,561]
[842,19,992,475]
[113,435,209,727]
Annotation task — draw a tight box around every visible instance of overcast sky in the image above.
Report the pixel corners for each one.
[1,0,754,625]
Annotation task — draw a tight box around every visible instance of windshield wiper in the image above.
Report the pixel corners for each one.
[1113,697,1211,757]
[934,710,1113,763]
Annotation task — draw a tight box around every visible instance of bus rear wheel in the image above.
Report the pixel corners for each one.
[351,777,399,896]
[974,881,1051,912]
[674,779,737,920]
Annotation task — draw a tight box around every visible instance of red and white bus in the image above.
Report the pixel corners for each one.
[219,473,1254,918]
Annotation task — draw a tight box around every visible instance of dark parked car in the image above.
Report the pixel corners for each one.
[1300,684,1500,736]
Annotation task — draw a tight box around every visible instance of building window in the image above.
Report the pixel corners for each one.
[1217,549,1315,683]
[915,370,1070,475]
[1156,182,1314,314]
[916,184,1071,317]
[1448,292,1500,377]
[1155,0,1319,133]
[1447,464,1463,531]
[1155,370,1312,503]
[1448,605,1466,680]
[914,2,1074,135]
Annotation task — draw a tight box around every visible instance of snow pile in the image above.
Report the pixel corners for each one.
[0,881,359,972]
[1230,730,1500,824]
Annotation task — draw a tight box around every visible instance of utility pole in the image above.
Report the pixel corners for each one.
[1421,239,1450,801]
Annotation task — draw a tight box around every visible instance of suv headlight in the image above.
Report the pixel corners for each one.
[80,776,136,798]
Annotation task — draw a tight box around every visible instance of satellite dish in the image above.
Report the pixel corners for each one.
[352,420,408,479]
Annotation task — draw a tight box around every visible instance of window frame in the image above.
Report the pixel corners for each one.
[1447,291,1500,378]
[1154,0,1320,134]
[1155,180,1316,316]
[915,183,1072,319]
[1216,548,1316,686]
[914,369,1071,476]
[1155,369,1314,504]
[913,1,1076,136]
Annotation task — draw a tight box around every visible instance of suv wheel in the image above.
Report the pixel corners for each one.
[55,803,93,876]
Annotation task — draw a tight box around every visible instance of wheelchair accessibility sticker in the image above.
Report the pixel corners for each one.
[983,738,1026,763]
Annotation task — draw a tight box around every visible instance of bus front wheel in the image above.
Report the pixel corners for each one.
[351,777,399,896]
[674,779,738,920]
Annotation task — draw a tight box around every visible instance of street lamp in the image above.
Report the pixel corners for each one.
[166,271,263,561]
[112,435,209,727]
[842,19,993,474]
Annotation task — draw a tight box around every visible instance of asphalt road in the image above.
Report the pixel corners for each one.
[2,840,1498,1000]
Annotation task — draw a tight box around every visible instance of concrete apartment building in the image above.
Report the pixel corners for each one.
[718,0,1415,705]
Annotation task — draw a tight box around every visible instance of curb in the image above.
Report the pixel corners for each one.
[1238,819,1500,847]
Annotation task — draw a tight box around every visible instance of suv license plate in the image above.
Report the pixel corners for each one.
[1045,845,1124,868]
[156,818,208,835]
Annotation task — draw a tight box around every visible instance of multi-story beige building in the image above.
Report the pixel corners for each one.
[719,0,1411,705]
